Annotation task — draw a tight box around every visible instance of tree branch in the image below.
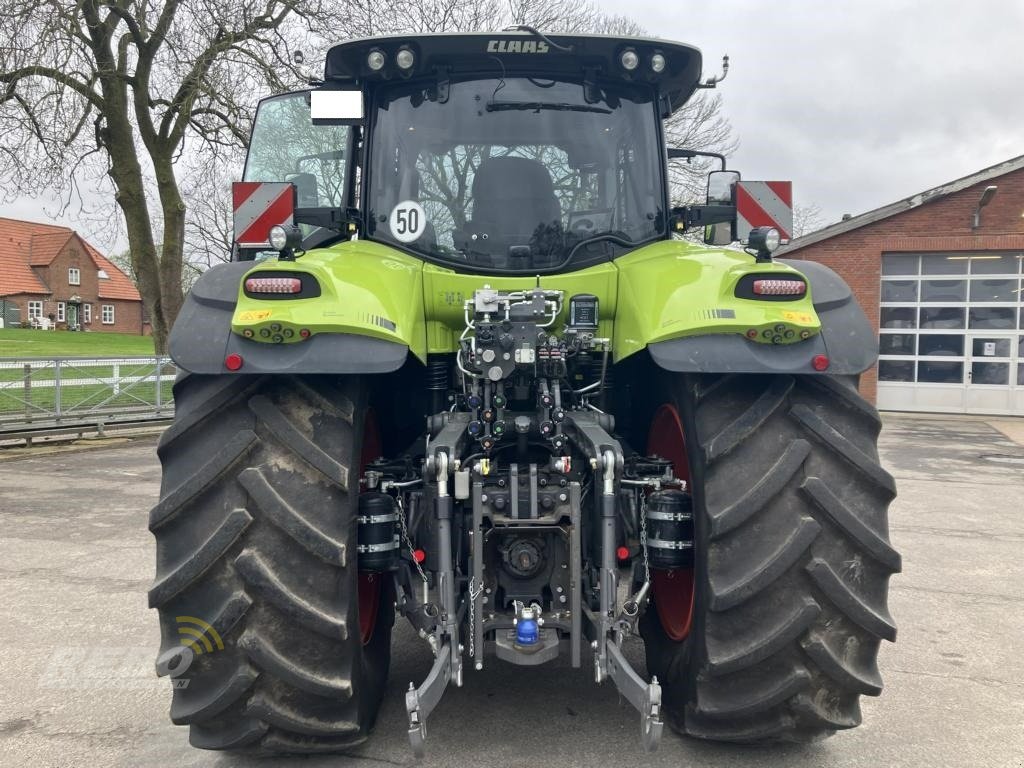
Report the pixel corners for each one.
[0,65,104,109]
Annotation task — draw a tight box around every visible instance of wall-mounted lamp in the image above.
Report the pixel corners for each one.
[971,185,997,229]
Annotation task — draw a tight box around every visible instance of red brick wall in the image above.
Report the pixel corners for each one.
[98,299,144,334]
[43,239,100,330]
[785,166,1024,403]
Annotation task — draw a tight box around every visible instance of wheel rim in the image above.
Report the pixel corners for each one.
[646,404,691,484]
[358,408,383,646]
[646,403,696,642]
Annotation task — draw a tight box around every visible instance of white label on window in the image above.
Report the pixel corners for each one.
[983,342,996,356]
[388,200,426,243]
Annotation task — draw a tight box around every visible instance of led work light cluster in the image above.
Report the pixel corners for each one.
[366,45,416,75]
[618,47,667,74]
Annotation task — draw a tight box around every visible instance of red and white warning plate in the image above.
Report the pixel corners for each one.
[736,181,793,243]
[232,182,295,248]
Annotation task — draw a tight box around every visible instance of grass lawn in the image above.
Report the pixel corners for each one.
[0,328,156,358]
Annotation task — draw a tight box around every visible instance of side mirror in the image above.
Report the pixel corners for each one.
[707,170,739,204]
[704,170,740,245]
[287,172,320,207]
[705,221,733,246]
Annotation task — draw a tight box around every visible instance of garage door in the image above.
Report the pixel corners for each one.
[877,252,1024,415]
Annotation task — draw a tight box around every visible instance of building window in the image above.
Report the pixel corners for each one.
[28,301,43,320]
[83,304,92,324]
[57,302,66,322]
[101,304,115,325]
[879,252,1023,387]
[69,267,81,285]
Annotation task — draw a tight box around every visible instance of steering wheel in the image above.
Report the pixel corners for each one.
[571,217,598,235]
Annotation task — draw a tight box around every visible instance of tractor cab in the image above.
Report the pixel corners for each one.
[240,32,742,269]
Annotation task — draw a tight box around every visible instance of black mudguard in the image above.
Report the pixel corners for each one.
[169,262,408,375]
[647,259,876,376]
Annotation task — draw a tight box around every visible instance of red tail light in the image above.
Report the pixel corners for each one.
[752,279,806,296]
[245,276,302,294]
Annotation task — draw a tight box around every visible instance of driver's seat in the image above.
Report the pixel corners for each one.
[464,156,561,258]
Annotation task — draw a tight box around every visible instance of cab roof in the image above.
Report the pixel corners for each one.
[323,33,704,114]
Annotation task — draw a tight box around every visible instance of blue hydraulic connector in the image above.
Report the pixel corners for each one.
[514,603,540,646]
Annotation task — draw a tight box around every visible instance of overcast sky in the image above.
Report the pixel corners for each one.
[4,0,1023,249]
[609,0,1024,225]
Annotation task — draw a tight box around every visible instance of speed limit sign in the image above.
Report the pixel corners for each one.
[389,200,426,243]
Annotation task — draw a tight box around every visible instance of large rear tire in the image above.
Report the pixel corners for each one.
[641,373,900,743]
[150,374,392,754]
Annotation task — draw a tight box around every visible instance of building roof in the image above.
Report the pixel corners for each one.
[27,231,74,266]
[88,246,141,301]
[0,217,141,302]
[780,153,1024,254]
[0,218,53,295]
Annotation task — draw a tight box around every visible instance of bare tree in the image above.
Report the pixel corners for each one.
[0,0,318,351]
[792,201,826,238]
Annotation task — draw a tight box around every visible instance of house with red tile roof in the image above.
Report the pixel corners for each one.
[0,217,147,334]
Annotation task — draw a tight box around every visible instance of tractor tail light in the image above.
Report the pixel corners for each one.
[245,276,302,294]
[752,279,806,296]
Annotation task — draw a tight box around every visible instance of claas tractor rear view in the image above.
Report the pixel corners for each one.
[150,29,900,756]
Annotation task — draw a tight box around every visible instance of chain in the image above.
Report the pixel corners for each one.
[397,496,428,585]
[467,577,484,658]
[638,490,651,586]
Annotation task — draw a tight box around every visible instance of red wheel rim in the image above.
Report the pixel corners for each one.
[358,572,381,645]
[646,403,695,642]
[651,568,694,642]
[646,404,691,484]
[358,409,383,646]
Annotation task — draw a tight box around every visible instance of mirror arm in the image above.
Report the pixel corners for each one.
[670,204,735,231]
[294,206,363,236]
[667,148,726,170]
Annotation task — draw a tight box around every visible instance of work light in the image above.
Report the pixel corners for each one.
[367,49,386,71]
[268,225,288,250]
[396,47,415,70]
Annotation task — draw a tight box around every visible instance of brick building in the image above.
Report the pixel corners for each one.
[780,155,1024,416]
[0,217,146,335]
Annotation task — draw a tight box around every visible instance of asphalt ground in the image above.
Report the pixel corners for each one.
[0,414,1022,768]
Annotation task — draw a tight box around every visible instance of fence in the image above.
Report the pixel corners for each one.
[0,356,177,435]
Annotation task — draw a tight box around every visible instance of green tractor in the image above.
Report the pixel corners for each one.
[150,30,899,756]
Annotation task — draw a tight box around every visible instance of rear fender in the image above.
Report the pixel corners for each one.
[645,257,875,375]
[169,241,426,374]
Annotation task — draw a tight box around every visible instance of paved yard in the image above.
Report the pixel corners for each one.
[0,414,1022,768]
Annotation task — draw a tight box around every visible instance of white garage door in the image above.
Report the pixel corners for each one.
[877,252,1024,415]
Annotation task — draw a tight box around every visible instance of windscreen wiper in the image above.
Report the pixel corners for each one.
[485,101,612,114]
